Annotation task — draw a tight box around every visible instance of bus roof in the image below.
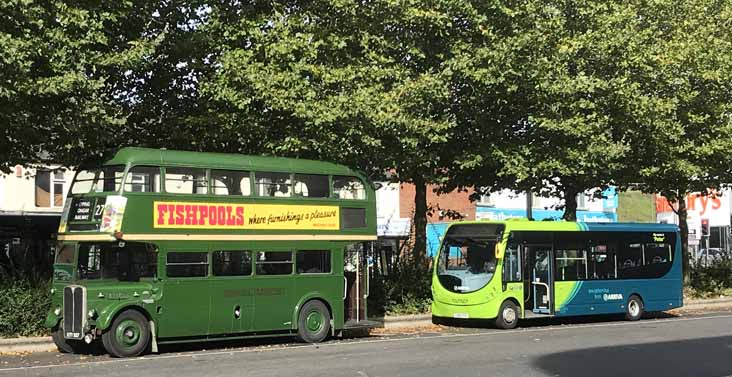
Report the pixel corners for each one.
[449,220,679,233]
[103,147,362,177]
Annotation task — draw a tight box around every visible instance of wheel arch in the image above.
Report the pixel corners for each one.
[97,303,153,331]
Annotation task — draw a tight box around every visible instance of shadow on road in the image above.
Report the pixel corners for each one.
[533,335,732,377]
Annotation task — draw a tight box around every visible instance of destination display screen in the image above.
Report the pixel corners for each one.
[69,198,104,222]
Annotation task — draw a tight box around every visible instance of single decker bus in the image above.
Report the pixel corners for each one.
[431,220,682,329]
[47,148,377,357]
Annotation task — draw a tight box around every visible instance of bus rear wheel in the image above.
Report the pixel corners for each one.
[495,300,519,330]
[625,295,644,321]
[297,300,331,343]
[102,310,150,358]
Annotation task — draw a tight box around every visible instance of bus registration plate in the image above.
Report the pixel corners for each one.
[453,312,469,319]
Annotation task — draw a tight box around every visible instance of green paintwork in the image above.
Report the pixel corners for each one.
[48,148,376,345]
[554,281,582,313]
[431,220,580,320]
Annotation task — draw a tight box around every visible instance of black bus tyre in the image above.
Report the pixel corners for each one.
[625,295,644,321]
[495,300,519,330]
[52,323,86,354]
[102,309,151,358]
[432,315,448,326]
[297,300,331,343]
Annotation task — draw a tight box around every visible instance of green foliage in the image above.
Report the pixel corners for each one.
[0,279,51,338]
[369,259,433,316]
[688,258,732,298]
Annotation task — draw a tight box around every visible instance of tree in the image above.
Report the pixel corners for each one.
[617,0,732,277]
[0,1,225,170]
[0,1,125,170]
[206,1,522,260]
[450,1,655,221]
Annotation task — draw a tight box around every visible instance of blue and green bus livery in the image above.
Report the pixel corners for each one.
[431,220,683,329]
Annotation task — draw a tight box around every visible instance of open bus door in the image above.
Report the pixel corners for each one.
[343,242,378,329]
[523,244,554,316]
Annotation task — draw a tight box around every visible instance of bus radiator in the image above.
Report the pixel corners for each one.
[63,286,87,339]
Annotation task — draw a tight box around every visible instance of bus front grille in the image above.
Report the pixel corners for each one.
[63,286,86,339]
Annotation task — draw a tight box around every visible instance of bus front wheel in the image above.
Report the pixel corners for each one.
[52,323,87,354]
[297,300,331,343]
[625,295,644,321]
[102,309,151,358]
[495,300,519,330]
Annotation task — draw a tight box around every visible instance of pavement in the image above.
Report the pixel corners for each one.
[4,296,730,355]
[3,311,732,376]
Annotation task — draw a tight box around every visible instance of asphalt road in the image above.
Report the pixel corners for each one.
[3,312,732,377]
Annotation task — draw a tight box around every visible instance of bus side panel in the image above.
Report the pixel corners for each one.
[555,277,683,317]
[554,239,683,317]
[555,225,684,316]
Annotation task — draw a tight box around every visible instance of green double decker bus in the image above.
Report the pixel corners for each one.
[47,148,377,357]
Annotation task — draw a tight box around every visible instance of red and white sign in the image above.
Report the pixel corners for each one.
[656,191,731,242]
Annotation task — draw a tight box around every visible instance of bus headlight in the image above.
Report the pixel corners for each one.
[53,307,61,316]
[87,309,98,319]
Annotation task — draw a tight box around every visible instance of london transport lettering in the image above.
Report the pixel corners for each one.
[153,201,340,230]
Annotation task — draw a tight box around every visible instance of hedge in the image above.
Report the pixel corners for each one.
[0,279,51,338]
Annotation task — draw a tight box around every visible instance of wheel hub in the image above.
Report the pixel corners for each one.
[306,311,324,332]
[503,307,516,324]
[116,320,141,347]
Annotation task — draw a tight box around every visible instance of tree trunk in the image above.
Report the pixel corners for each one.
[562,189,579,221]
[412,177,428,263]
[677,197,690,281]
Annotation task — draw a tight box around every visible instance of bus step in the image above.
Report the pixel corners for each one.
[343,319,381,330]
[523,310,551,319]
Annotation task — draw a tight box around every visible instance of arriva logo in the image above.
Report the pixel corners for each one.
[602,293,623,301]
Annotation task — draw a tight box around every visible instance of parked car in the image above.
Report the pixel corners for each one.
[695,248,731,265]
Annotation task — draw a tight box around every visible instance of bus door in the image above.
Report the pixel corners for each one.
[251,250,295,331]
[526,245,553,314]
[344,243,369,325]
[159,249,211,338]
[208,250,254,336]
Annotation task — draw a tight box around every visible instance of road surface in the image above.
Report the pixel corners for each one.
[2,312,732,377]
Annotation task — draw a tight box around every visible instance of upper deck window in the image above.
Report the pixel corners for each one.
[69,165,124,194]
[256,172,291,197]
[293,174,329,198]
[96,166,125,192]
[211,170,251,196]
[124,166,161,193]
[333,176,366,200]
[165,167,207,194]
[70,170,95,194]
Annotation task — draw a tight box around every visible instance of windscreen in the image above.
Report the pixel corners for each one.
[437,224,504,294]
[70,165,125,194]
[77,242,157,281]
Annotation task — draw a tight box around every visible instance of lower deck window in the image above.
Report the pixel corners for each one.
[167,252,208,277]
[256,251,293,275]
[296,250,331,274]
[213,250,252,276]
[76,242,157,281]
